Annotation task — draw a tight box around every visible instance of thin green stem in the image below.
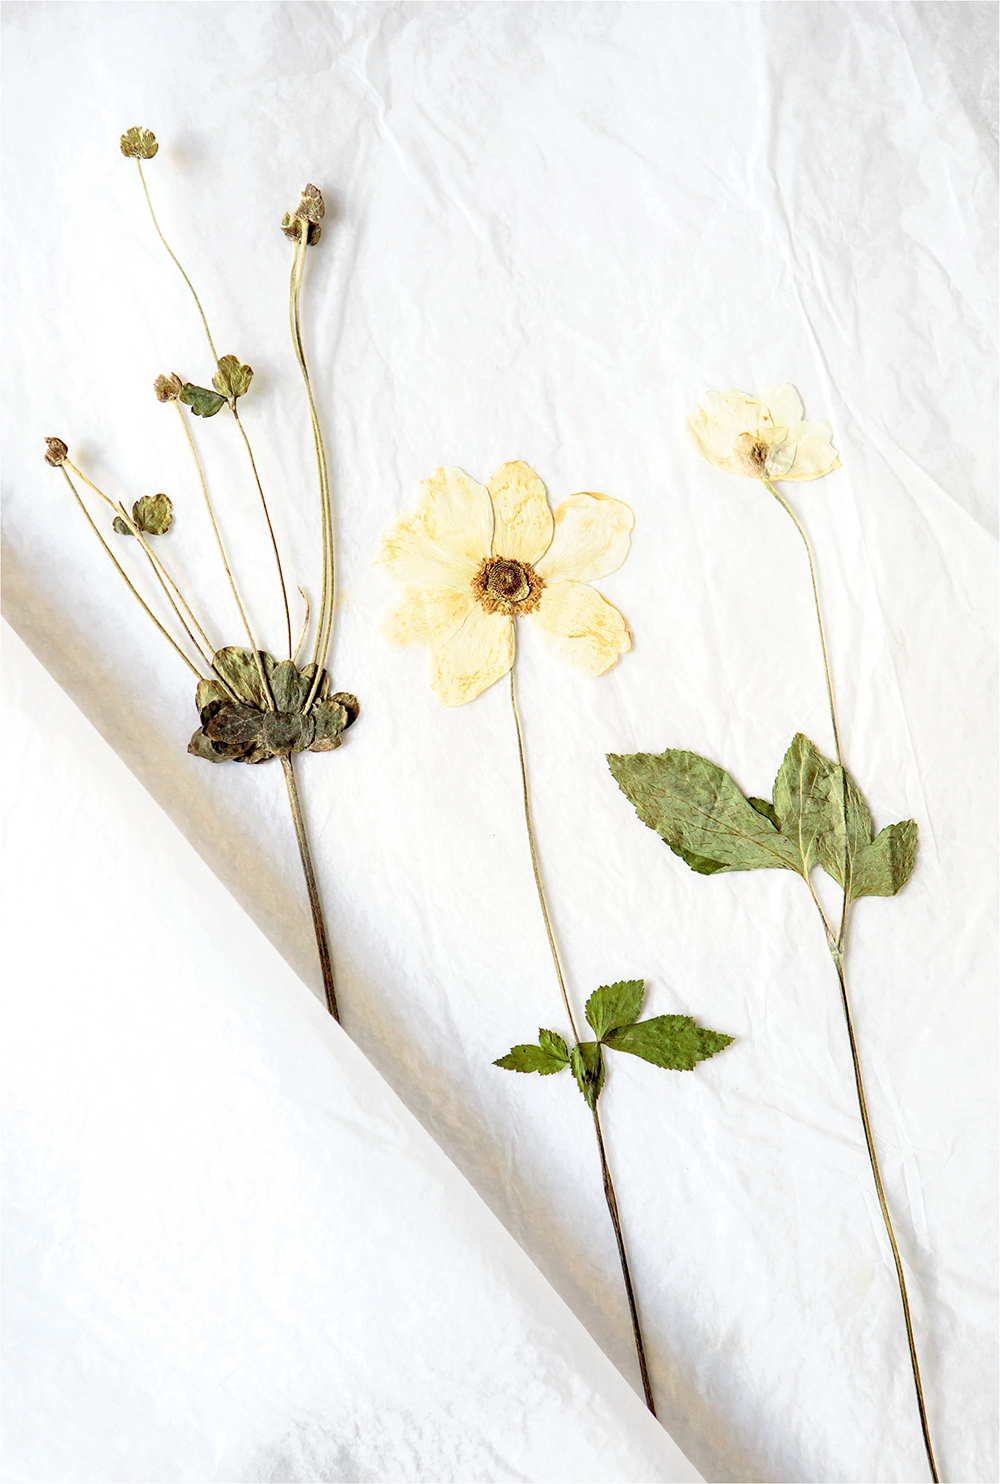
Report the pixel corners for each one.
[231,405,293,661]
[60,467,206,681]
[136,159,218,363]
[288,221,335,708]
[280,753,338,1021]
[509,654,656,1416]
[815,909,939,1482]
[762,477,842,767]
[174,404,276,711]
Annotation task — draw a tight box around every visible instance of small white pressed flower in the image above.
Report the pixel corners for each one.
[375,461,633,705]
[685,385,840,483]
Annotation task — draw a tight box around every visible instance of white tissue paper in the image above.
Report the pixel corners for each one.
[2,4,996,1482]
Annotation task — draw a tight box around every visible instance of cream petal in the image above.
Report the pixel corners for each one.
[782,429,841,481]
[685,391,773,475]
[530,581,631,677]
[429,606,514,706]
[535,493,634,583]
[380,586,474,649]
[486,461,554,564]
[761,384,804,427]
[374,466,493,587]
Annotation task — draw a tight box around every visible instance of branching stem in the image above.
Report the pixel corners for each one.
[508,656,656,1416]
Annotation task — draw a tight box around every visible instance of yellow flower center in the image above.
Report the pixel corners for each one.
[733,432,770,477]
[473,557,543,615]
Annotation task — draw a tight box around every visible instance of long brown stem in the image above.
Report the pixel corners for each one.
[509,657,656,1415]
[826,938,939,1481]
[280,753,338,1021]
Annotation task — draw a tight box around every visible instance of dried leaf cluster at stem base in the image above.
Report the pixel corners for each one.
[189,646,359,765]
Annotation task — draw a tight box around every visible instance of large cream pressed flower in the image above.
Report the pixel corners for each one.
[685,385,840,482]
[375,462,633,705]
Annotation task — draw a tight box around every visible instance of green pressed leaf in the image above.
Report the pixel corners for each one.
[494,1029,570,1077]
[604,1015,734,1070]
[608,750,800,876]
[132,493,173,535]
[212,355,254,401]
[748,796,780,829]
[120,126,158,160]
[773,733,846,876]
[571,1041,605,1108]
[211,647,268,708]
[180,383,227,418]
[187,727,223,763]
[112,516,133,536]
[195,676,229,725]
[850,820,918,899]
[268,657,309,713]
[585,980,644,1042]
[308,700,349,752]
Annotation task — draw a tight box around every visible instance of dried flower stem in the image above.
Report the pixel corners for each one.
[280,753,338,1021]
[508,656,656,1416]
[289,220,335,707]
[136,159,218,363]
[173,405,276,710]
[60,467,205,681]
[770,477,939,1482]
[230,406,293,661]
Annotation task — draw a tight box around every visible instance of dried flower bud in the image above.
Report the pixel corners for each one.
[281,183,325,244]
[120,126,159,160]
[44,437,68,466]
[154,372,184,402]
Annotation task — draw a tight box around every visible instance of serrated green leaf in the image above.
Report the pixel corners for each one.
[132,493,173,535]
[538,1029,570,1065]
[494,1031,570,1076]
[773,733,847,875]
[604,1015,734,1070]
[748,796,780,829]
[585,980,645,1042]
[849,820,918,899]
[112,516,133,536]
[212,354,254,401]
[570,1041,605,1108]
[608,750,801,876]
[180,383,227,418]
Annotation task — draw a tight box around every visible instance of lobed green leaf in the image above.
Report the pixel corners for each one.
[605,1015,734,1070]
[132,493,173,535]
[180,383,227,418]
[849,820,918,899]
[570,1041,605,1108]
[585,980,644,1042]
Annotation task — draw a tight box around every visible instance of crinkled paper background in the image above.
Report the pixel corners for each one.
[2,4,997,1481]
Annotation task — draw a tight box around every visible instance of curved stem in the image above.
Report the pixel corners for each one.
[762,477,842,766]
[60,468,206,681]
[136,159,218,363]
[817,910,939,1481]
[280,753,338,1022]
[288,222,335,707]
[174,405,276,710]
[231,405,293,660]
[509,656,655,1415]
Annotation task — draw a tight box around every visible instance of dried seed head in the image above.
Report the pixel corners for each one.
[472,556,543,615]
[154,372,184,402]
[281,183,325,244]
[44,436,69,466]
[120,126,159,160]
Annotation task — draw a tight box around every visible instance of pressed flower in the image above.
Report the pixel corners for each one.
[686,385,840,482]
[375,461,633,704]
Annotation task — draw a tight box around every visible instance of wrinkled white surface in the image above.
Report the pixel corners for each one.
[2,4,997,1482]
[2,621,702,1484]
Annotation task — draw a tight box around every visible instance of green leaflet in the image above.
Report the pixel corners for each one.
[132,493,173,535]
[571,1041,604,1109]
[212,355,254,401]
[494,1029,570,1076]
[211,646,268,707]
[774,733,851,876]
[607,749,800,875]
[850,820,918,898]
[585,980,644,1041]
[180,382,227,418]
[748,796,780,829]
[605,1015,734,1071]
[112,516,132,536]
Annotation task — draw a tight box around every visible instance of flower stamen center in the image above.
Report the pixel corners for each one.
[734,432,770,477]
[473,556,543,615]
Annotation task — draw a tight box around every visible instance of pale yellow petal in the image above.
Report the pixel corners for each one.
[429,607,514,706]
[530,581,631,677]
[486,461,553,564]
[535,493,634,583]
[781,426,841,481]
[380,586,474,649]
[685,391,773,476]
[761,384,804,427]
[374,466,493,587]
